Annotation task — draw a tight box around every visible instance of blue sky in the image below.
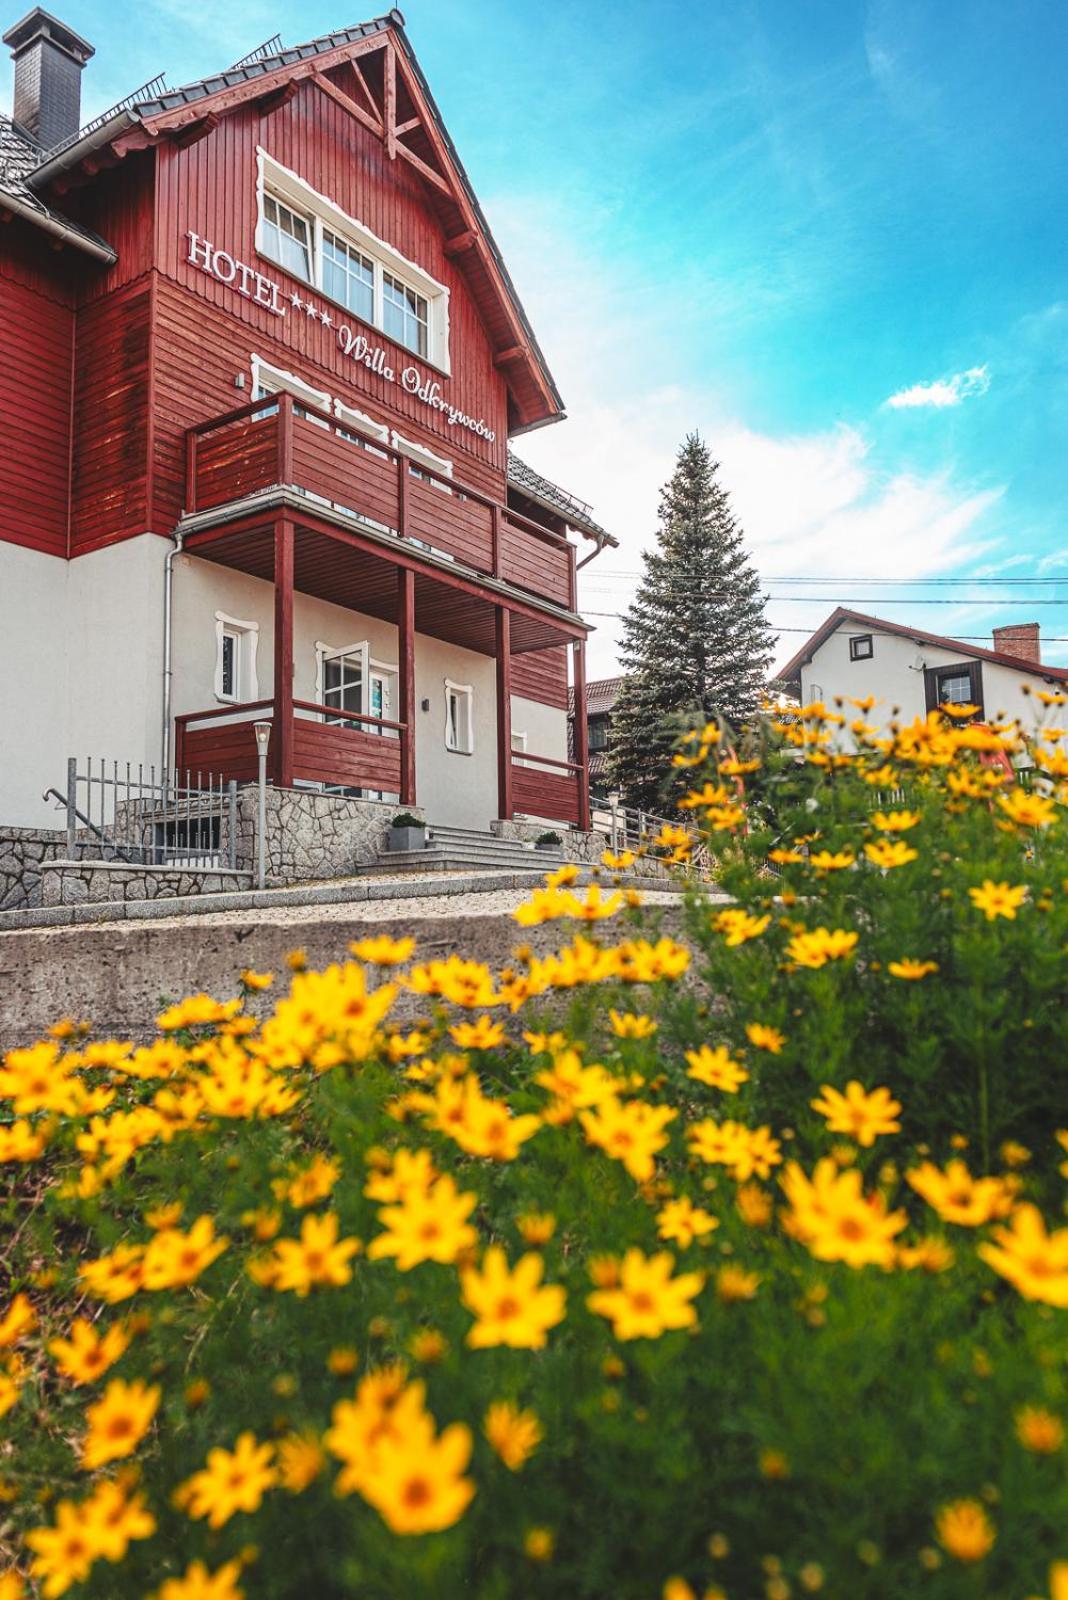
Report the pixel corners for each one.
[5,0,1067,675]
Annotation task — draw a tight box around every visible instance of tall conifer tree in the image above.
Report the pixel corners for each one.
[607,433,773,811]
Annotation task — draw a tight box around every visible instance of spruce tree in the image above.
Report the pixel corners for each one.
[607,433,774,812]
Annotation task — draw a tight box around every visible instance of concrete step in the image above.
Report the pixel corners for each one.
[362,846,566,876]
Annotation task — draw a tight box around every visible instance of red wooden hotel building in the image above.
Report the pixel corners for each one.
[0,7,613,841]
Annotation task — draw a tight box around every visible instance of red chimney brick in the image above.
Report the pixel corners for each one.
[992,623,1041,664]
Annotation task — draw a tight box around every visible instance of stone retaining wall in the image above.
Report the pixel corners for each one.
[0,827,69,911]
[41,861,252,907]
[226,789,424,883]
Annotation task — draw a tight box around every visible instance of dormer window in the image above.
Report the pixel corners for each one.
[256,149,451,371]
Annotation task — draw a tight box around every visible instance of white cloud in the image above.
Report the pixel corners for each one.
[884,365,991,410]
[486,190,1003,678]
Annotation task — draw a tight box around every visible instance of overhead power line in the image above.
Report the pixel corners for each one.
[579,611,1068,644]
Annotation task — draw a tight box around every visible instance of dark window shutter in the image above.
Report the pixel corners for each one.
[923,667,940,712]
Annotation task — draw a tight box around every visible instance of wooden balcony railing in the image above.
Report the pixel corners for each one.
[185,393,577,612]
[174,699,406,796]
[511,750,584,827]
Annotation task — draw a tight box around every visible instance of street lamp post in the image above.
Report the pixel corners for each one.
[253,721,272,891]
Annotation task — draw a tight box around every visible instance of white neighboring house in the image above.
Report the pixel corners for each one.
[779,610,1068,731]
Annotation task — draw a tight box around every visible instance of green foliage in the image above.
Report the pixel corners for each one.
[608,433,774,811]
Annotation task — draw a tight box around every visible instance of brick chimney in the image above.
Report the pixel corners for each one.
[992,622,1041,665]
[3,8,93,151]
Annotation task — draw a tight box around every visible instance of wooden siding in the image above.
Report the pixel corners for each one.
[176,717,261,783]
[0,267,73,557]
[511,646,569,710]
[70,281,151,556]
[512,761,580,826]
[153,81,508,496]
[292,718,401,792]
[499,516,571,607]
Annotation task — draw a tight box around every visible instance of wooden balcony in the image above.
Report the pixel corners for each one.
[185,394,577,613]
[173,701,585,827]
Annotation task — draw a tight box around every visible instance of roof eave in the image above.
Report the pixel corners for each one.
[27,109,139,189]
[0,183,116,261]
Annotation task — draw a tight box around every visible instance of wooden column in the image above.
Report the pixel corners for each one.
[496,607,512,820]
[573,638,591,831]
[273,516,295,787]
[398,565,416,806]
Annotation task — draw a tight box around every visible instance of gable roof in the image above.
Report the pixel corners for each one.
[568,676,624,716]
[778,607,1068,691]
[0,112,115,259]
[18,12,563,430]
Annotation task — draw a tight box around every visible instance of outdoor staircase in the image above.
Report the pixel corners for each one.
[361,822,568,876]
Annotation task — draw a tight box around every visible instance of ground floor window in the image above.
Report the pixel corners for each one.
[316,642,398,800]
[214,612,259,703]
[445,680,474,754]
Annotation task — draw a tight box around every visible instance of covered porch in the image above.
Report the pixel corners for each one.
[172,507,591,830]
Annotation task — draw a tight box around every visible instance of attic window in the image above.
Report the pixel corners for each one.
[256,148,451,372]
[849,633,874,661]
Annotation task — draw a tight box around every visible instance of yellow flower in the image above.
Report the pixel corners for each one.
[516,1212,556,1245]
[524,1527,555,1562]
[935,1499,995,1563]
[715,1264,760,1303]
[863,838,919,869]
[978,1204,1068,1306]
[349,934,416,965]
[156,994,242,1031]
[587,1248,704,1340]
[367,1175,478,1270]
[906,1160,1014,1226]
[768,848,805,865]
[759,1447,791,1480]
[685,1045,749,1093]
[142,1216,229,1292]
[736,1183,774,1227]
[688,1119,782,1181]
[0,1293,36,1349]
[780,1159,907,1268]
[26,1482,154,1598]
[609,1009,658,1039]
[656,1197,719,1248]
[968,879,1028,920]
[80,1377,161,1470]
[871,809,921,831]
[713,908,771,947]
[328,1380,476,1536]
[269,1212,362,1296]
[151,1559,246,1600]
[785,927,859,969]
[422,1073,541,1161]
[808,849,855,871]
[997,788,1058,828]
[461,1247,566,1349]
[1015,1406,1064,1454]
[78,1243,147,1304]
[277,1430,326,1492]
[602,848,635,870]
[179,1432,277,1529]
[448,1016,506,1050]
[278,1154,340,1209]
[745,1023,785,1054]
[897,1237,955,1273]
[49,1317,130,1386]
[327,1346,360,1377]
[0,1119,48,1162]
[810,1082,902,1147]
[484,1400,542,1469]
[887,958,939,980]
[580,1097,677,1182]
[144,1201,184,1230]
[239,968,274,990]
[408,1328,449,1364]
[662,1581,696,1600]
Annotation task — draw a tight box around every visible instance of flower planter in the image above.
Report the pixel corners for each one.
[388,826,427,852]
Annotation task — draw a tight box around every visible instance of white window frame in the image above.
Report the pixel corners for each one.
[251,354,331,422]
[392,430,454,486]
[511,728,528,768]
[315,641,399,738]
[256,147,451,372]
[444,679,474,755]
[334,398,390,452]
[214,611,259,704]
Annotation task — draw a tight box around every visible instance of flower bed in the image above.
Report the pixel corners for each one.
[0,700,1066,1600]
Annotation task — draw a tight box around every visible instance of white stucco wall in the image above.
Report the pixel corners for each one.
[799,624,1058,738]
[171,553,568,831]
[0,537,167,827]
